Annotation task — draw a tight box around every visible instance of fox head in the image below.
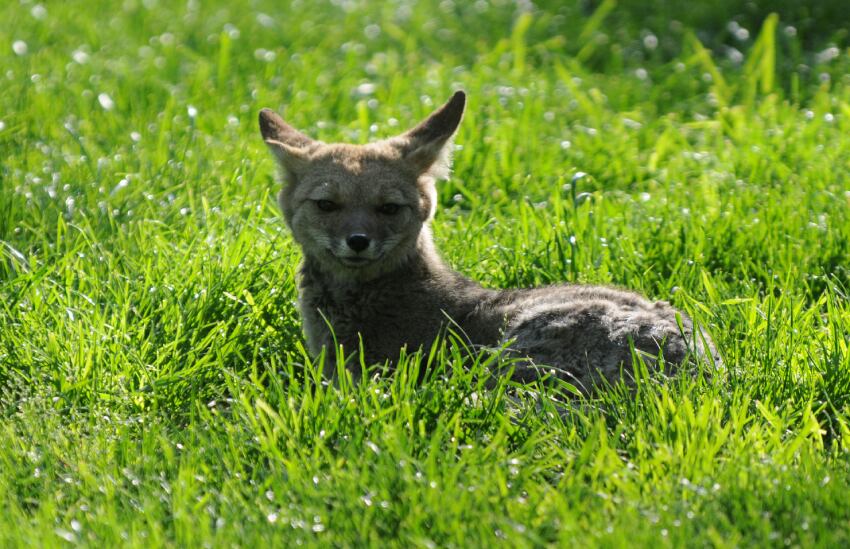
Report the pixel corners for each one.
[259,91,465,280]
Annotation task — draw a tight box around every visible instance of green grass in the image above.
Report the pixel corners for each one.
[2,0,850,546]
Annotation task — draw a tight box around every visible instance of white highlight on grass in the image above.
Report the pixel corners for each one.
[364,24,380,39]
[727,47,744,64]
[30,4,47,20]
[356,82,376,95]
[111,178,129,195]
[817,47,840,64]
[72,49,90,64]
[256,13,275,28]
[55,530,76,543]
[254,48,276,62]
[727,21,749,41]
[223,23,240,39]
[623,117,642,129]
[365,440,380,454]
[98,92,115,110]
[12,40,28,55]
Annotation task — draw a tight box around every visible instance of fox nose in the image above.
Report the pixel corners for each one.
[346,234,371,252]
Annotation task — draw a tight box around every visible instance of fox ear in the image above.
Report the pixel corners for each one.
[258,108,313,175]
[259,108,314,147]
[394,91,466,179]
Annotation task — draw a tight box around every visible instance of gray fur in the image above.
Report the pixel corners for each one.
[259,92,719,392]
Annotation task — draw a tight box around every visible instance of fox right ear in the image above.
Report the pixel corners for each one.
[258,108,313,175]
[393,91,466,179]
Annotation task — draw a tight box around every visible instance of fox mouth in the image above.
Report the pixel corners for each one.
[339,256,370,266]
[324,245,384,268]
[335,254,381,268]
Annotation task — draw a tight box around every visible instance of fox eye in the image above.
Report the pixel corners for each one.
[315,199,339,212]
[377,203,401,215]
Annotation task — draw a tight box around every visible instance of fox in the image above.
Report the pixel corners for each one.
[258,91,719,392]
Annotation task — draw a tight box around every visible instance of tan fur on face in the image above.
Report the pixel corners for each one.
[258,92,720,390]
[279,142,431,280]
[260,93,461,282]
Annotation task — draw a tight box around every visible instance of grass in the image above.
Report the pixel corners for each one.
[2,0,850,546]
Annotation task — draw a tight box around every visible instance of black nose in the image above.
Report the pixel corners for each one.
[346,234,370,252]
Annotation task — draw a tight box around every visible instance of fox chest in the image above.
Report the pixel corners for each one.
[298,282,444,361]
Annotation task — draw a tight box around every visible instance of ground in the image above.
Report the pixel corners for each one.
[2,0,850,546]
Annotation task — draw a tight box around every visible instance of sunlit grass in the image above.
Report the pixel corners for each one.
[2,0,850,546]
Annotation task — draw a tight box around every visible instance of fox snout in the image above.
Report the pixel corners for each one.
[337,211,379,256]
[333,229,380,269]
[346,233,371,252]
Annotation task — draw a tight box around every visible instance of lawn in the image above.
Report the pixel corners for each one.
[2,0,850,546]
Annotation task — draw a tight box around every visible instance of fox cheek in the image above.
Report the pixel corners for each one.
[277,189,296,226]
[288,212,324,251]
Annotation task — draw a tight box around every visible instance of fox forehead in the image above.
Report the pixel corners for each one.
[295,143,418,203]
[310,142,404,171]
[303,178,410,205]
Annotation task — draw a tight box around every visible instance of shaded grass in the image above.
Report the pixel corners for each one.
[2,0,850,546]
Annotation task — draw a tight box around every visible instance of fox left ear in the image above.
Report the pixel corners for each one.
[258,108,314,175]
[393,91,466,179]
[259,108,314,147]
